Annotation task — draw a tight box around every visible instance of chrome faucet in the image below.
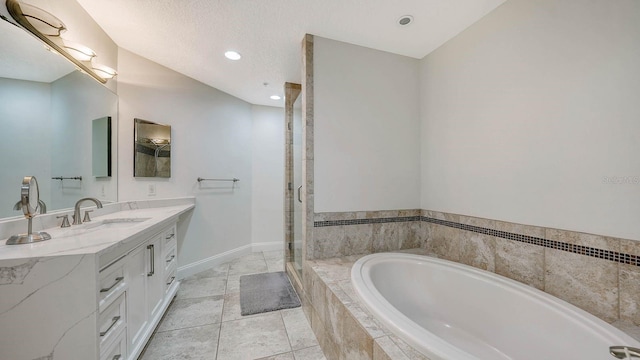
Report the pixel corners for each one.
[72,198,103,225]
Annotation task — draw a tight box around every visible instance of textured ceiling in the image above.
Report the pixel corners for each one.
[75,0,506,107]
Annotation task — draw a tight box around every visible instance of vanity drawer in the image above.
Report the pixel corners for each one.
[98,259,126,309]
[100,327,126,360]
[163,225,177,248]
[164,245,177,272]
[165,268,177,295]
[98,293,126,347]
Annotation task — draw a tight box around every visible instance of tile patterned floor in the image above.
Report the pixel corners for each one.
[139,251,325,360]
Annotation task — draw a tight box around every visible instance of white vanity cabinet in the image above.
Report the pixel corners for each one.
[0,202,193,360]
[123,224,178,360]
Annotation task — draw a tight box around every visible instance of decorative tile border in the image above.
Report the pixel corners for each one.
[313,215,640,267]
[314,216,420,227]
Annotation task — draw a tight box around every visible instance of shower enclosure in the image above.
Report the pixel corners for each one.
[284,83,303,278]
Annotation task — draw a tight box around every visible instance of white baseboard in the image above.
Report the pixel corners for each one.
[177,241,285,279]
[252,241,283,253]
[177,244,252,279]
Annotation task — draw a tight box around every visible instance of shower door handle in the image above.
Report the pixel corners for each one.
[297,186,302,203]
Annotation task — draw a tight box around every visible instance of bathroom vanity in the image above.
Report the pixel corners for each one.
[0,200,194,360]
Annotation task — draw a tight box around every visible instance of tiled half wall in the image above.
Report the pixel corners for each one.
[311,209,640,326]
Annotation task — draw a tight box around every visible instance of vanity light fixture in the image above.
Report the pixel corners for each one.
[6,0,114,84]
[62,40,96,62]
[224,50,242,60]
[18,1,66,36]
[91,62,117,79]
[270,95,281,100]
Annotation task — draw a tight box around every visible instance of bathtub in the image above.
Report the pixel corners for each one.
[351,253,640,360]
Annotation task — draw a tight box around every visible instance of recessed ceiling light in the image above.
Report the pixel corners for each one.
[397,15,413,26]
[224,50,241,60]
[270,95,281,100]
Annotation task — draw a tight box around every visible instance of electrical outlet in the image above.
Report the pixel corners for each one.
[148,184,156,196]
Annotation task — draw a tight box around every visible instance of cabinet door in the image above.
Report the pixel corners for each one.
[146,234,165,321]
[125,245,148,353]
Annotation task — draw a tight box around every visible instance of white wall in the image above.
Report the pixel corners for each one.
[250,105,284,249]
[420,0,640,240]
[117,49,254,268]
[314,37,421,212]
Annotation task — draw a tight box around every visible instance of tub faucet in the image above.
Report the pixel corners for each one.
[610,346,640,359]
[72,197,103,225]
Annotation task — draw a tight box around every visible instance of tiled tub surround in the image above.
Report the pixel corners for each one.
[312,210,427,259]
[302,249,432,360]
[306,210,640,359]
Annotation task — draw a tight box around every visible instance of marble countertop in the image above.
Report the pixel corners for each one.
[0,204,194,261]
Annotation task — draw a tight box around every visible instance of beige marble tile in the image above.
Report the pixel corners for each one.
[337,279,358,302]
[344,302,390,338]
[217,312,292,359]
[323,288,345,350]
[619,238,640,256]
[312,258,354,283]
[139,324,220,360]
[494,237,544,290]
[340,309,373,360]
[619,263,640,325]
[293,345,327,360]
[545,248,619,322]
[314,226,346,259]
[459,232,495,272]
[281,308,319,351]
[424,210,459,222]
[372,222,400,252]
[399,221,427,250]
[459,215,495,230]
[389,336,429,360]
[545,228,618,251]
[367,210,400,219]
[157,295,224,332]
[398,209,420,217]
[310,305,340,360]
[494,220,544,238]
[315,212,356,221]
[344,224,373,256]
[373,336,409,360]
[425,224,461,262]
[326,281,354,305]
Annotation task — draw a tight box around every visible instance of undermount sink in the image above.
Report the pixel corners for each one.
[55,217,152,237]
[84,217,152,230]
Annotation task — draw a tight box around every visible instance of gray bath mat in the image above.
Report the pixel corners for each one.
[239,271,301,316]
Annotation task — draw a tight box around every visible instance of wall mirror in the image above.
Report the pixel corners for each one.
[134,118,171,178]
[0,18,118,219]
[92,117,112,177]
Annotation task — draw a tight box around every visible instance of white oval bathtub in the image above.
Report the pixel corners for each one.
[351,253,640,360]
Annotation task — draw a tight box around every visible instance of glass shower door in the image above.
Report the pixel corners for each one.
[292,94,303,276]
